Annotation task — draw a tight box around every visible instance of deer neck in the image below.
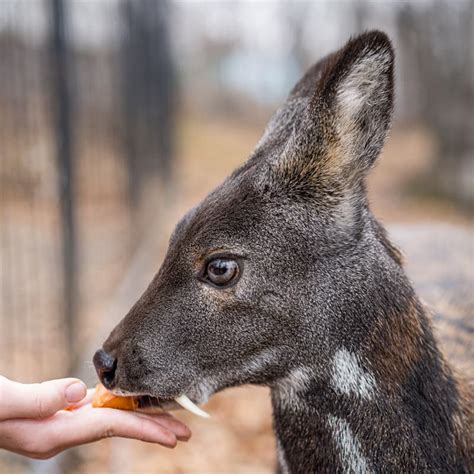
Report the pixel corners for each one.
[270,296,472,473]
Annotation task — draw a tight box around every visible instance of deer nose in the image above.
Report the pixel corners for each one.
[93,349,118,389]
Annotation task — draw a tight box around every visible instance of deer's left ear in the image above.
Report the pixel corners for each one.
[274,31,394,195]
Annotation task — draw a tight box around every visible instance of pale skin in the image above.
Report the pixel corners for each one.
[0,376,191,459]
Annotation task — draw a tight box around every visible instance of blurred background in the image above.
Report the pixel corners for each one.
[0,0,472,473]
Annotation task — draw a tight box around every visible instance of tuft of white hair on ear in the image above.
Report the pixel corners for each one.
[336,49,392,122]
[319,32,394,176]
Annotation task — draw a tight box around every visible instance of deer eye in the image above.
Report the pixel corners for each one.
[204,258,240,287]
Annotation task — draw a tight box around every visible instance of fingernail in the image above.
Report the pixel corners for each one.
[178,427,192,440]
[65,381,87,403]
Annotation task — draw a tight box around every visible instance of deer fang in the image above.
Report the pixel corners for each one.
[174,394,210,418]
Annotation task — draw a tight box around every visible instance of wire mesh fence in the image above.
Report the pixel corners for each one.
[0,0,175,383]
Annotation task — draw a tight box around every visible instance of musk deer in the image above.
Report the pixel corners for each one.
[94,31,473,472]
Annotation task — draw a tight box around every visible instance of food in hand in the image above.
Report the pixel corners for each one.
[92,383,138,410]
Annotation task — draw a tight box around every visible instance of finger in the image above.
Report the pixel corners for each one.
[48,409,179,455]
[64,388,95,411]
[81,388,95,404]
[136,413,191,441]
[81,406,191,440]
[0,376,87,420]
[0,408,188,459]
[70,401,191,440]
[90,409,180,446]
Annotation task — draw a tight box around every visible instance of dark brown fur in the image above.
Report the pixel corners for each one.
[95,31,473,472]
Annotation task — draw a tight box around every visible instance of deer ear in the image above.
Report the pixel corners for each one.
[273,31,394,197]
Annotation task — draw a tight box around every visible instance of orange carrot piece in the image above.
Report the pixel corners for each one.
[91,383,138,411]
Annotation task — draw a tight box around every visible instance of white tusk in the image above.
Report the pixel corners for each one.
[174,394,210,418]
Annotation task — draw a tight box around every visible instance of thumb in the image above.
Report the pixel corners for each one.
[0,376,87,420]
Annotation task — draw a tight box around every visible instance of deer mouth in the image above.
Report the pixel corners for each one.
[136,395,177,411]
[135,394,210,418]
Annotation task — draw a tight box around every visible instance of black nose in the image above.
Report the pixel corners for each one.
[93,349,117,389]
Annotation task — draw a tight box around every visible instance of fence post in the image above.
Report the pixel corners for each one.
[50,0,77,373]
[120,0,176,215]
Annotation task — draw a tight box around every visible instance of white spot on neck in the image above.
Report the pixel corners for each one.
[327,414,371,473]
[241,348,279,375]
[272,367,314,410]
[331,348,376,399]
[276,437,291,474]
[274,366,313,404]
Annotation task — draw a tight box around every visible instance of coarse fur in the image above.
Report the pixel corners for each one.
[96,31,473,472]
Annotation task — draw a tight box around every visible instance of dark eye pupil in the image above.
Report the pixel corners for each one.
[206,258,239,286]
[210,262,228,275]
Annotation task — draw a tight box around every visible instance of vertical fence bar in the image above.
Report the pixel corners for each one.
[119,0,176,215]
[50,0,76,372]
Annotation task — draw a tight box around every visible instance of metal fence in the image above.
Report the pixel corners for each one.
[0,0,175,383]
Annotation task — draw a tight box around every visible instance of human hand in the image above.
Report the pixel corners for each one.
[0,376,191,459]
